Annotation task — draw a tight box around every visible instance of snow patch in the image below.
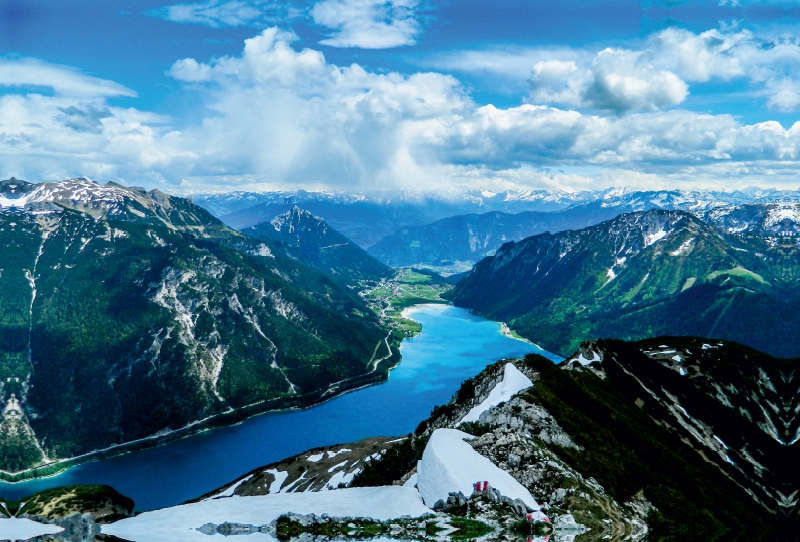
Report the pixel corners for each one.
[327,448,352,459]
[325,469,358,489]
[265,469,288,493]
[307,453,324,463]
[104,487,431,542]
[328,460,349,473]
[0,518,63,540]
[574,351,601,366]
[417,428,539,511]
[458,364,533,425]
[670,237,694,256]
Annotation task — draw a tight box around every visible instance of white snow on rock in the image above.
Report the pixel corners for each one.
[574,351,601,366]
[103,487,431,542]
[670,237,694,256]
[265,468,289,493]
[416,428,540,511]
[0,518,63,540]
[458,363,533,426]
[643,228,669,247]
[325,469,359,489]
[326,448,351,459]
[307,453,325,462]
[328,460,349,473]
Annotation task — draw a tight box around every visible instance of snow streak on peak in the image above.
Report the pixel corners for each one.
[0,178,141,213]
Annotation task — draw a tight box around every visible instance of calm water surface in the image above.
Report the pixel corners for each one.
[0,305,559,511]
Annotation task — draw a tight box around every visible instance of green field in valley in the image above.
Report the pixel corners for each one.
[360,269,452,337]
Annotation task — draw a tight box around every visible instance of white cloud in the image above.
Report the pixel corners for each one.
[519,25,800,114]
[310,0,420,48]
[648,28,746,82]
[10,32,800,193]
[167,28,466,187]
[159,28,800,191]
[0,57,136,98]
[148,0,295,29]
[527,48,688,113]
[0,57,189,185]
[584,49,688,112]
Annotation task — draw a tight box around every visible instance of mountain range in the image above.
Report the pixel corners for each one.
[367,205,640,269]
[190,187,627,248]
[367,190,800,269]
[447,207,800,358]
[0,178,394,474]
[192,187,800,261]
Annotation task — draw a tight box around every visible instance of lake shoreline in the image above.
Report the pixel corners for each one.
[0,304,541,511]
[0,343,403,486]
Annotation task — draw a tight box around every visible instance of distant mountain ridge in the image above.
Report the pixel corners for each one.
[0,178,393,475]
[243,207,393,285]
[367,206,644,269]
[447,208,800,358]
[191,187,800,266]
[369,191,800,269]
[190,187,620,248]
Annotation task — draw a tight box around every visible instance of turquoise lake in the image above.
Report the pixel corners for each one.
[0,305,559,511]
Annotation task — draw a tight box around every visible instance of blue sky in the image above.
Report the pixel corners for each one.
[2,0,800,192]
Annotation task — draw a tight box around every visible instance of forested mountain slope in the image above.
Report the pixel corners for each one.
[0,179,390,474]
[448,209,800,357]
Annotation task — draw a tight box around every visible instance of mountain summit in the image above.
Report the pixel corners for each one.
[243,207,393,286]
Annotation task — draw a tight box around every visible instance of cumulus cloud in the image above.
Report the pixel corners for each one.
[528,48,688,113]
[310,0,420,48]
[522,25,800,114]
[167,27,466,186]
[9,31,800,192]
[650,27,800,111]
[0,57,190,185]
[159,28,800,191]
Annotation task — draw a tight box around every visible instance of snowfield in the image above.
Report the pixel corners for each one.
[417,428,540,511]
[458,363,533,425]
[0,517,63,540]
[102,487,431,542]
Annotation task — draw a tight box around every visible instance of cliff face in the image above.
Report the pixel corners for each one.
[0,179,389,473]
